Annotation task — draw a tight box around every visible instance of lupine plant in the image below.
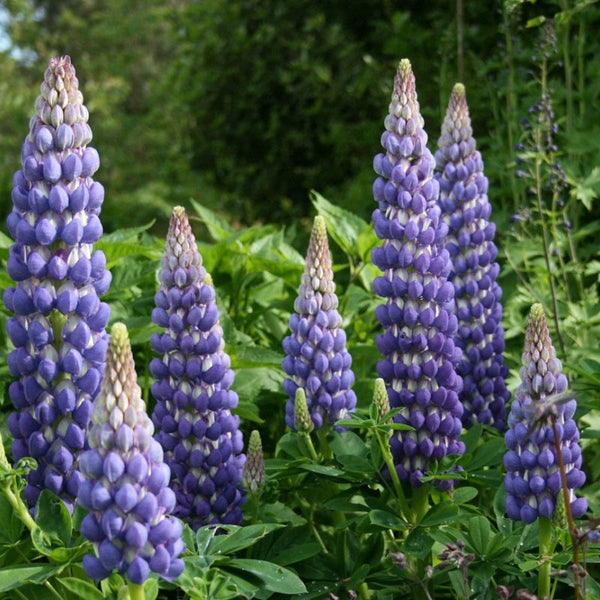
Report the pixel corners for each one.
[282,215,356,430]
[371,59,465,492]
[435,83,510,431]
[4,55,111,511]
[504,303,587,598]
[0,44,598,600]
[78,322,184,593]
[150,206,245,530]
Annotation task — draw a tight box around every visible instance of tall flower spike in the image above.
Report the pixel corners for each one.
[150,206,245,530]
[4,56,111,510]
[372,59,465,488]
[503,305,587,524]
[435,83,510,430]
[282,215,356,429]
[78,323,184,584]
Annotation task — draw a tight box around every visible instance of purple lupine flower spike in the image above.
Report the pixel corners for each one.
[282,215,356,430]
[4,56,111,510]
[434,83,510,430]
[78,323,184,583]
[372,59,465,489]
[150,206,245,530]
[504,304,587,524]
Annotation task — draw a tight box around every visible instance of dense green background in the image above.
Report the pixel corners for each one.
[0,0,598,231]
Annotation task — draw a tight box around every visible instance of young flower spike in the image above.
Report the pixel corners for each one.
[435,83,510,430]
[504,304,587,524]
[242,430,265,496]
[150,206,245,530]
[4,56,111,510]
[372,59,465,488]
[282,215,356,429]
[78,323,184,584]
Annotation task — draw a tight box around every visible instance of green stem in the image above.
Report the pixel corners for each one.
[301,433,319,462]
[375,430,410,520]
[538,516,553,598]
[552,422,581,600]
[577,18,585,122]
[1,484,37,532]
[44,581,64,600]
[317,427,333,460]
[410,483,430,526]
[127,581,146,600]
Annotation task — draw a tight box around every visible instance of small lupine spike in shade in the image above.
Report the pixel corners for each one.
[150,206,245,531]
[434,83,510,431]
[4,56,111,511]
[282,215,356,430]
[372,59,465,489]
[78,323,184,584]
[293,388,314,434]
[242,430,265,495]
[373,378,391,423]
[503,304,587,524]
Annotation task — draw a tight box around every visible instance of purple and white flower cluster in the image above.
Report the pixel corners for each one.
[150,206,245,530]
[434,83,510,430]
[371,59,465,488]
[504,304,587,523]
[78,323,184,583]
[282,215,356,430]
[4,55,111,510]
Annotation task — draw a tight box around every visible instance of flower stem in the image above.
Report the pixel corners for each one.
[552,421,581,600]
[1,484,37,532]
[538,516,553,598]
[127,581,145,600]
[301,432,319,462]
[410,484,430,526]
[375,429,410,521]
[317,427,333,460]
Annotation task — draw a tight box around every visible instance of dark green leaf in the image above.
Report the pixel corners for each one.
[403,528,434,560]
[420,502,459,527]
[222,558,306,594]
[0,493,24,544]
[208,524,283,555]
[368,509,406,531]
[452,486,479,504]
[468,515,492,555]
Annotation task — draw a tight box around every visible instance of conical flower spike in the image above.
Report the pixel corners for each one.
[294,388,315,434]
[282,215,356,429]
[435,83,510,430]
[503,304,587,523]
[242,430,265,495]
[372,59,465,489]
[373,378,391,423]
[4,56,111,510]
[150,206,245,530]
[78,323,184,584]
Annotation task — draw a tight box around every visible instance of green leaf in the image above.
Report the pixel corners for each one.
[468,515,492,555]
[60,577,105,600]
[452,486,478,504]
[35,489,72,546]
[191,200,235,241]
[0,565,62,592]
[368,509,407,531]
[311,191,369,257]
[222,558,307,594]
[208,524,284,555]
[298,463,345,477]
[143,577,159,600]
[420,502,459,527]
[99,221,155,243]
[403,528,434,560]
